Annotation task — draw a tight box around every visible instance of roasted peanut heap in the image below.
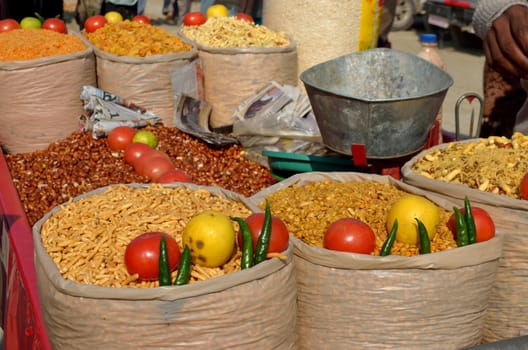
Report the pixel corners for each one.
[5,126,275,226]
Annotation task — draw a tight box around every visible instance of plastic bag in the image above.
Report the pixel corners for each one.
[170,59,204,101]
[231,81,323,158]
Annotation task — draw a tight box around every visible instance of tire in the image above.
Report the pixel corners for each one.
[392,0,416,31]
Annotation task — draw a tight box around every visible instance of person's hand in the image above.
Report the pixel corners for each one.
[484,5,528,79]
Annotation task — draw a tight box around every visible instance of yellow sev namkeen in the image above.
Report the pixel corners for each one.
[181,16,290,48]
[0,29,87,61]
[40,185,253,288]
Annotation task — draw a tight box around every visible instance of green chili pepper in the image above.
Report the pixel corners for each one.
[253,200,272,265]
[380,219,398,256]
[464,196,477,245]
[158,236,172,286]
[174,245,191,286]
[453,206,469,247]
[231,217,254,269]
[415,218,431,254]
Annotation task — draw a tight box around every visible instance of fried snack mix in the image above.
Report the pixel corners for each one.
[84,21,192,57]
[180,16,290,48]
[40,185,251,288]
[263,181,457,257]
[412,133,528,198]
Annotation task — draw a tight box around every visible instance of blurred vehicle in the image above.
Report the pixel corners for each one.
[423,0,478,33]
[392,0,426,31]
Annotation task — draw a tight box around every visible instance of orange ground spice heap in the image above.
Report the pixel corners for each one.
[0,28,87,61]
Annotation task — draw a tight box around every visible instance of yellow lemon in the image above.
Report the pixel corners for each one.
[182,210,235,267]
[104,11,123,24]
[206,4,229,18]
[386,194,439,245]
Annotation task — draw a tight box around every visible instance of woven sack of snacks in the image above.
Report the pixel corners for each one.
[262,0,381,86]
[0,30,96,154]
[401,133,528,343]
[179,17,297,130]
[250,172,503,349]
[32,183,296,350]
[82,22,198,127]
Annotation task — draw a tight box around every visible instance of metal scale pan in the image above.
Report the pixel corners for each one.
[300,48,454,160]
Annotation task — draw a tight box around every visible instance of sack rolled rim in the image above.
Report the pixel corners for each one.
[292,234,503,270]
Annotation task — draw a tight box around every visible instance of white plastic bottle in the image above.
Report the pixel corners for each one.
[417,33,446,144]
[417,33,446,69]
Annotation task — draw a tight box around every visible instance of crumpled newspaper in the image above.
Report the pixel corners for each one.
[79,85,161,139]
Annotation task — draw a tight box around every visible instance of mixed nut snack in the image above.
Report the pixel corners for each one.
[412,133,528,199]
[262,180,457,256]
[180,16,290,48]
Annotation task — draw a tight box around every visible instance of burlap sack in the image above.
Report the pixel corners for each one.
[262,0,381,87]
[87,39,198,127]
[250,172,503,350]
[401,141,528,343]
[179,35,297,130]
[32,183,297,350]
[0,45,96,154]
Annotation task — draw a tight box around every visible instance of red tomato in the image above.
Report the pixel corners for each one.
[123,142,152,165]
[237,213,289,254]
[183,12,207,26]
[156,169,192,183]
[323,218,376,254]
[0,19,20,32]
[235,13,254,23]
[520,173,528,200]
[42,18,67,33]
[84,15,107,33]
[447,206,495,243]
[132,15,151,24]
[124,232,181,281]
[142,157,175,181]
[107,126,137,152]
[134,149,170,175]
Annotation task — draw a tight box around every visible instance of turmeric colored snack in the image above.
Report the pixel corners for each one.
[0,29,87,61]
[261,181,458,257]
[84,21,193,57]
